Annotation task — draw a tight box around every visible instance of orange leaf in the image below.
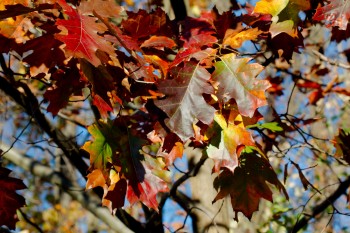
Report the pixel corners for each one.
[223,28,262,49]
[141,35,176,49]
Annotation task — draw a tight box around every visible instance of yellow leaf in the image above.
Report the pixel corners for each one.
[270,18,298,38]
[0,0,32,39]
[223,28,262,49]
[253,0,289,17]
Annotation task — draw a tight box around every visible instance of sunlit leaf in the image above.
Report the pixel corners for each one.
[223,28,262,49]
[313,0,350,30]
[55,0,115,66]
[212,53,270,118]
[207,113,255,173]
[155,61,216,141]
[247,122,283,132]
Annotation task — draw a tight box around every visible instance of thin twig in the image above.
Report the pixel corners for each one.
[312,50,350,69]
[18,209,44,233]
[291,175,350,233]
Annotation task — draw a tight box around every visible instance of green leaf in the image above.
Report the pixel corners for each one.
[247,122,283,132]
[83,119,120,177]
[83,117,170,211]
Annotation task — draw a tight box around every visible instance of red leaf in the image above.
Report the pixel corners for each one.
[83,118,170,211]
[269,32,304,61]
[170,47,201,67]
[213,53,270,118]
[44,60,85,115]
[141,36,176,49]
[313,0,350,30]
[213,152,287,220]
[104,179,127,211]
[333,87,350,96]
[213,10,240,39]
[55,0,115,66]
[18,34,65,71]
[180,18,217,49]
[155,61,216,141]
[122,8,173,40]
[308,90,324,105]
[123,127,170,211]
[92,94,113,118]
[0,167,26,230]
[80,60,116,117]
[105,26,141,52]
[296,79,322,89]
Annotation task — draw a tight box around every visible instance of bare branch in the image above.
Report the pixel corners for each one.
[312,50,350,69]
[291,175,350,233]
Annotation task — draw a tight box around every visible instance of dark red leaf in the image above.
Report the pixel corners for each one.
[0,167,26,230]
[80,59,116,116]
[122,8,173,40]
[213,152,288,220]
[44,60,85,115]
[0,3,54,20]
[104,179,127,210]
[17,34,65,70]
[268,32,304,61]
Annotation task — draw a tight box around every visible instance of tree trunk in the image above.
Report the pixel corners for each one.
[186,147,233,233]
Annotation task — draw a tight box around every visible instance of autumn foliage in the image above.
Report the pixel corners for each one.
[1,0,350,231]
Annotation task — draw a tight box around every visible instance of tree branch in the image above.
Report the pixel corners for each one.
[0,56,144,232]
[291,175,350,233]
[0,71,89,176]
[170,0,187,21]
[312,50,350,69]
[2,149,134,233]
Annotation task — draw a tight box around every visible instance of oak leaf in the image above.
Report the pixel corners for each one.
[212,53,270,118]
[155,61,216,141]
[254,0,310,38]
[313,0,350,30]
[254,0,289,17]
[206,113,255,173]
[80,59,118,117]
[55,0,115,66]
[223,28,262,49]
[141,36,177,50]
[0,0,32,40]
[122,8,173,40]
[83,118,170,211]
[44,61,85,115]
[213,151,288,220]
[82,120,119,177]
